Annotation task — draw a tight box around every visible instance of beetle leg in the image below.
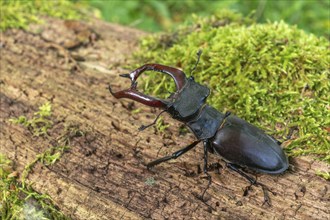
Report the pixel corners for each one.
[146,140,201,168]
[227,163,256,184]
[268,134,282,145]
[226,163,272,206]
[199,109,230,194]
[200,140,212,200]
[139,110,167,131]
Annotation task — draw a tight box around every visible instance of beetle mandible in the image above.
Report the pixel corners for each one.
[109,51,289,204]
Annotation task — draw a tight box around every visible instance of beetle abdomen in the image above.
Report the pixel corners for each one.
[211,116,289,174]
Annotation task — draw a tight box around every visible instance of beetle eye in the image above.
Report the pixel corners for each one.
[189,76,195,81]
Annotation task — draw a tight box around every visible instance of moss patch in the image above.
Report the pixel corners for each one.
[2,102,85,219]
[0,153,71,220]
[9,101,53,137]
[0,0,94,31]
[135,10,330,163]
[0,153,67,219]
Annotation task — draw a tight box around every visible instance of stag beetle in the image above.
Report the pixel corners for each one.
[109,51,289,204]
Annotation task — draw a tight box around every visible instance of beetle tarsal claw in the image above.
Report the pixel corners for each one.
[108,85,115,95]
[138,110,167,132]
[138,124,148,131]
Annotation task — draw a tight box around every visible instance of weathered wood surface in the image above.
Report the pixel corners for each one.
[0,18,329,220]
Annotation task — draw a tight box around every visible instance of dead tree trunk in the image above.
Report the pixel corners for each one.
[0,18,329,220]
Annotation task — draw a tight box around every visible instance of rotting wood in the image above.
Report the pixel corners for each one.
[0,18,329,220]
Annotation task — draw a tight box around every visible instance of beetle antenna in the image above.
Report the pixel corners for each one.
[190,49,203,76]
[138,110,167,131]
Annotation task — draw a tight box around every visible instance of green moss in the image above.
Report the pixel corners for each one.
[10,102,53,136]
[3,102,85,219]
[316,171,330,180]
[0,0,94,31]
[135,10,330,163]
[145,177,156,186]
[0,154,70,220]
[21,144,70,188]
